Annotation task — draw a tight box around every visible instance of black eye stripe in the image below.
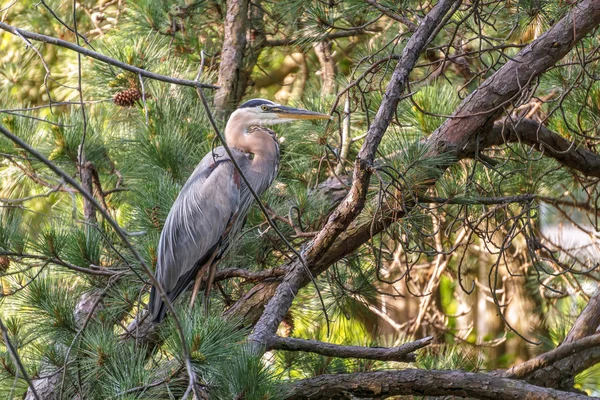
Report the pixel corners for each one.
[239,99,277,109]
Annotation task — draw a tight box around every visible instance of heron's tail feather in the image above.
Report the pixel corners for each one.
[149,286,168,323]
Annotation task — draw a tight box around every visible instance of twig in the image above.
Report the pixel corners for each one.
[268,335,433,362]
[0,317,40,400]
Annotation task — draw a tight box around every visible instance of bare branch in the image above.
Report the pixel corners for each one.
[479,118,600,178]
[267,335,433,363]
[265,29,370,47]
[502,333,600,379]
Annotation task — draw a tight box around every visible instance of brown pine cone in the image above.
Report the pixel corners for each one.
[113,88,141,107]
[0,256,10,273]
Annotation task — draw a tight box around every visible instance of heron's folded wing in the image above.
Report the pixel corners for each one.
[155,154,241,300]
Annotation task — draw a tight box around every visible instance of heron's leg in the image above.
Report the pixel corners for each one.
[203,262,217,316]
[189,250,219,308]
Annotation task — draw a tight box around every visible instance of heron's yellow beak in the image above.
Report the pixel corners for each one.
[274,106,331,120]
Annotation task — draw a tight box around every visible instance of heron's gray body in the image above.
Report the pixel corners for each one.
[149,136,279,322]
[148,98,328,323]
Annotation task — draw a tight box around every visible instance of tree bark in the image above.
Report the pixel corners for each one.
[214,0,266,118]
[426,0,600,159]
[284,369,599,400]
[214,0,249,116]
[564,289,600,342]
[313,40,337,96]
[267,336,433,363]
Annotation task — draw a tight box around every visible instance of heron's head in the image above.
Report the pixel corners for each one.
[230,99,330,128]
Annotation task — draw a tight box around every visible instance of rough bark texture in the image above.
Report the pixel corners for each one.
[426,0,600,158]
[564,289,600,342]
[80,161,96,223]
[501,333,600,379]
[527,347,600,390]
[283,369,599,400]
[267,336,433,363]
[214,0,249,116]
[313,40,337,96]
[25,372,60,400]
[477,119,600,177]
[214,0,266,118]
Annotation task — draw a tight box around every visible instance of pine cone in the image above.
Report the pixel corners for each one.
[0,256,10,273]
[113,88,141,107]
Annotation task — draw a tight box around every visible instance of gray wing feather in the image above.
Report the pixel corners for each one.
[150,148,247,320]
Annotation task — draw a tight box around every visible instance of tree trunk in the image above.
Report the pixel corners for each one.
[214,0,265,119]
[214,0,249,117]
[313,40,336,96]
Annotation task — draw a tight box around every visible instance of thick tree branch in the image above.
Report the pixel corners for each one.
[0,21,218,90]
[283,369,598,400]
[267,336,433,363]
[477,118,600,178]
[214,0,249,114]
[247,0,459,352]
[564,289,600,343]
[501,333,600,379]
[215,266,286,282]
[426,0,600,157]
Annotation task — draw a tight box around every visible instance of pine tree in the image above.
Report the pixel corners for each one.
[0,0,599,398]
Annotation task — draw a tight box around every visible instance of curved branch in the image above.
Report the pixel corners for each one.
[478,118,600,178]
[502,333,600,379]
[267,335,433,363]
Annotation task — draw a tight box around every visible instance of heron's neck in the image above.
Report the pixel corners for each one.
[224,116,278,169]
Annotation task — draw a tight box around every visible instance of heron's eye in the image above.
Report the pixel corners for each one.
[261,105,269,111]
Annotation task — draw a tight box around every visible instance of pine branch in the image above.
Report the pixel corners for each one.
[0,318,40,400]
[284,369,599,400]
[0,22,218,90]
[0,252,117,277]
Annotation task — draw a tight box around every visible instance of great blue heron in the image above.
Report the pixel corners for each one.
[149,99,330,322]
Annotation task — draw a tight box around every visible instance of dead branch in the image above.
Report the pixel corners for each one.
[267,335,433,363]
